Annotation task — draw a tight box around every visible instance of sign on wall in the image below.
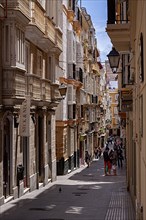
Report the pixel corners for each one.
[19,96,31,137]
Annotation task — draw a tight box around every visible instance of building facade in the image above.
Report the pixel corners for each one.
[106,0,146,219]
[0,0,106,206]
[0,0,63,205]
[56,1,104,174]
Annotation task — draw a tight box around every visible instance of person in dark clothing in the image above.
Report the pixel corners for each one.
[103,147,111,175]
[109,148,118,175]
[85,151,90,167]
[117,147,124,168]
[94,148,98,159]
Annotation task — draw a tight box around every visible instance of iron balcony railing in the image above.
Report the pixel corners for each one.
[107,0,129,24]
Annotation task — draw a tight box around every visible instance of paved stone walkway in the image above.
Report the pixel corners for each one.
[105,189,135,220]
[0,157,135,220]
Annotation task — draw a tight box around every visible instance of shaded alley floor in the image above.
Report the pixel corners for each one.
[0,158,135,220]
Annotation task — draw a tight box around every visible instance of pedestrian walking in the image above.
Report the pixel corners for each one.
[98,147,102,158]
[103,147,111,175]
[94,148,98,159]
[109,148,118,175]
[117,147,124,168]
[85,151,90,167]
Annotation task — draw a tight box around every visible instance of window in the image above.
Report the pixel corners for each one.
[68,105,73,119]
[81,105,84,118]
[25,42,30,74]
[73,104,76,119]
[115,94,119,101]
[48,56,51,80]
[122,53,130,86]
[37,0,46,9]
[139,33,144,82]
[46,0,54,20]
[73,64,76,79]
[16,27,25,67]
[140,95,143,137]
[68,0,75,11]
[37,50,43,76]
[42,59,45,79]
[4,25,10,63]
[79,68,83,82]
[114,107,118,115]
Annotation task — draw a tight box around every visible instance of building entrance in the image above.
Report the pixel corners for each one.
[3,118,11,198]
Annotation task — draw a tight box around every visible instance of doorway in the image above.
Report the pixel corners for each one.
[38,116,44,183]
[23,137,28,188]
[3,118,11,198]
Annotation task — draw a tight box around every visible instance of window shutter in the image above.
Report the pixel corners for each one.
[73,39,76,63]
[80,90,86,105]
[89,109,93,123]
[68,85,73,104]
[37,50,43,76]
[68,64,73,78]
[67,31,73,63]
[73,87,76,103]
[68,105,73,119]
[76,42,83,70]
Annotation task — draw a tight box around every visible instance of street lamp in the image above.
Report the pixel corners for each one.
[107,47,120,74]
[58,84,67,99]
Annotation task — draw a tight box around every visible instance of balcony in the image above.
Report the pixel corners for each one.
[51,83,61,102]
[55,27,63,54]
[5,0,30,18]
[26,2,59,52]
[118,88,133,112]
[27,74,51,106]
[41,79,51,102]
[73,20,81,36]
[63,5,75,23]
[106,0,130,51]
[67,10,74,22]
[106,23,130,51]
[2,68,26,105]
[26,5,62,54]
[27,74,42,101]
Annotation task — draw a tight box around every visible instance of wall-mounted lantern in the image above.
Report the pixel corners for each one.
[107,47,120,74]
[58,84,67,100]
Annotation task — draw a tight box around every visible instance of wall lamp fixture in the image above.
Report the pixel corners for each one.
[58,84,67,100]
[107,47,120,74]
[51,84,67,103]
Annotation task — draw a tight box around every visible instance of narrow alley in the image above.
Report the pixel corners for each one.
[0,158,135,220]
